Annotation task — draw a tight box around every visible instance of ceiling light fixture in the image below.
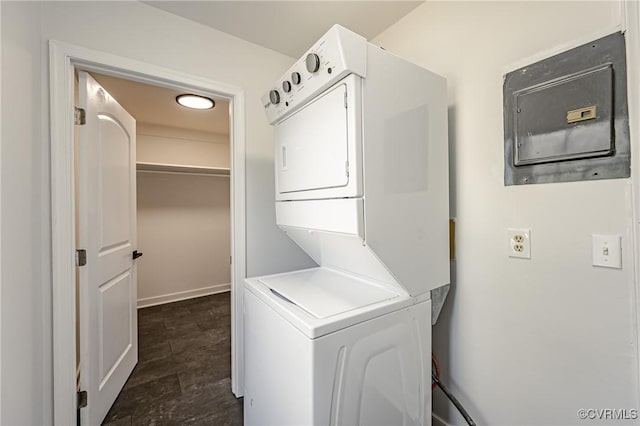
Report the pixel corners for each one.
[176,94,215,110]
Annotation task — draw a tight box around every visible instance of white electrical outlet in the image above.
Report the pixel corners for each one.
[508,228,531,259]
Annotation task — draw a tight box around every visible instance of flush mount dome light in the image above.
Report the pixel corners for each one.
[176,94,215,110]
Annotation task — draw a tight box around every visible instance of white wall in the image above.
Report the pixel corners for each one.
[1,3,50,424]
[137,171,231,306]
[136,124,231,307]
[0,2,314,424]
[137,123,230,168]
[374,2,639,425]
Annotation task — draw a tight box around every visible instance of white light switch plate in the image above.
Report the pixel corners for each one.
[592,234,622,269]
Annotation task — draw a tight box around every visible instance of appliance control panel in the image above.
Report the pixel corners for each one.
[262,25,367,124]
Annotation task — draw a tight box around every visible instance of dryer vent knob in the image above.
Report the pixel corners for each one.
[269,90,280,105]
[282,81,292,93]
[306,53,320,73]
[291,72,301,85]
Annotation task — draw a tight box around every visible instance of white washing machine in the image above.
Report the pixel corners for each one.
[245,25,449,425]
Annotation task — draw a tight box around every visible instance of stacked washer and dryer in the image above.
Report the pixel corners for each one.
[244,25,449,425]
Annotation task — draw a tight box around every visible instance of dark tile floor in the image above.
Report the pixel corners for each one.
[102,293,243,426]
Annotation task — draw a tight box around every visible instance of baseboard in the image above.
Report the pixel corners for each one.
[137,283,230,308]
[433,413,452,426]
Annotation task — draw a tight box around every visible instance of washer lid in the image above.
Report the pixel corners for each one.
[258,268,399,319]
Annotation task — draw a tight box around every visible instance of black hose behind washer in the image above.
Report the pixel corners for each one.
[431,371,477,426]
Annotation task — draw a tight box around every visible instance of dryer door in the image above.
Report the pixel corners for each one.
[275,82,350,196]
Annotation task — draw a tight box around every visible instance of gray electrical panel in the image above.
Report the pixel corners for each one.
[503,32,629,185]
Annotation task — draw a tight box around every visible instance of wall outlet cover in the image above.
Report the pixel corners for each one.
[508,228,531,259]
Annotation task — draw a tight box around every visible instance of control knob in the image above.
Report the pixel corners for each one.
[291,72,301,85]
[282,81,292,93]
[269,90,280,105]
[306,53,320,73]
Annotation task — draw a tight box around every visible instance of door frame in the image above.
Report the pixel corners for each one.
[49,40,246,425]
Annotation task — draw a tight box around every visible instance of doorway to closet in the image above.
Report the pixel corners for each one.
[74,71,240,425]
[91,73,233,308]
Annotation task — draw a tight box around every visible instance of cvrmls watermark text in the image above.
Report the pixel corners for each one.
[578,409,638,420]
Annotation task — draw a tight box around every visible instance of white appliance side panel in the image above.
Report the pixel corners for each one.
[313,300,432,425]
[276,198,363,235]
[363,45,450,297]
[275,83,349,194]
[244,289,314,426]
[274,74,363,201]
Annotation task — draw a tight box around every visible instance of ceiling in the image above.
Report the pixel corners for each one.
[143,1,424,58]
[89,2,424,134]
[91,73,230,135]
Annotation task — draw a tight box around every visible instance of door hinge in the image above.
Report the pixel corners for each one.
[77,390,88,409]
[74,107,86,125]
[230,256,232,265]
[344,92,348,108]
[76,249,87,267]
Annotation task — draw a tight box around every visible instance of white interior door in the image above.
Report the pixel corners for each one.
[77,71,138,425]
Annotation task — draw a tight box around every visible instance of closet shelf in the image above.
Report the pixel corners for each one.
[136,162,230,176]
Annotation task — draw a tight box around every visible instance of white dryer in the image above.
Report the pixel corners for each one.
[245,25,449,425]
